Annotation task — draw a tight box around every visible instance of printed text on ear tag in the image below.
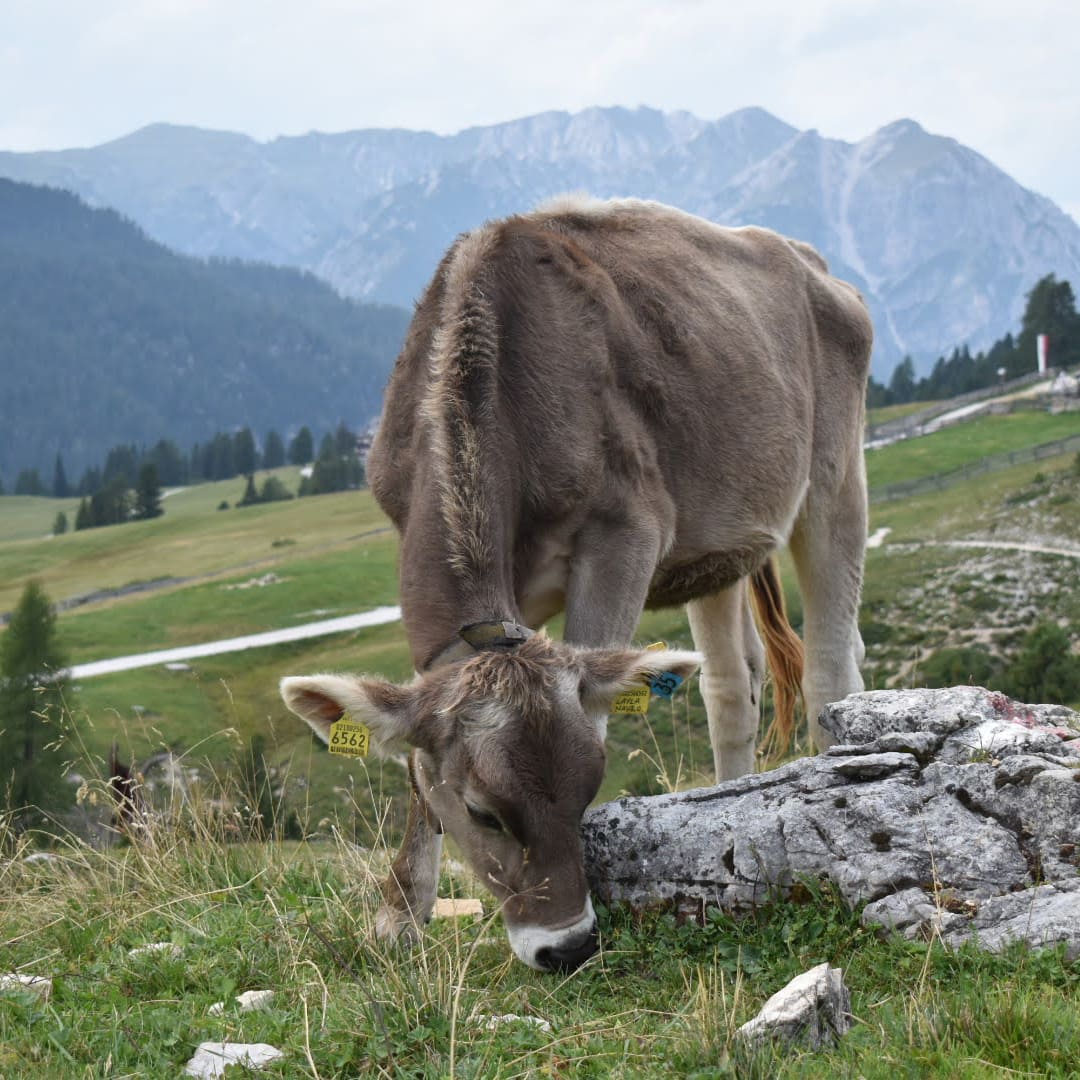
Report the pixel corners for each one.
[649,671,684,699]
[610,686,651,714]
[328,715,371,758]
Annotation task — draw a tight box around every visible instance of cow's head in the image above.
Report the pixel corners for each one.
[280,634,700,971]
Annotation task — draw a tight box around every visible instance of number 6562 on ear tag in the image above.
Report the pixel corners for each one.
[328,716,371,758]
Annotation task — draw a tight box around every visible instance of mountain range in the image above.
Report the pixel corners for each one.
[0,179,409,482]
[4,105,1079,377]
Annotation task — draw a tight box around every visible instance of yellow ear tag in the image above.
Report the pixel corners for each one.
[610,642,669,713]
[610,686,651,715]
[328,715,371,758]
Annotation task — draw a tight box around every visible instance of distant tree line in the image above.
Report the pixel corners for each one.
[869,274,1080,408]
[5,421,369,533]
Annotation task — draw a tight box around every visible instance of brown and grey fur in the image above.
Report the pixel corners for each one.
[281,197,872,971]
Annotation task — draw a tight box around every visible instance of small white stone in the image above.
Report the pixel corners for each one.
[209,989,275,1016]
[22,852,59,865]
[0,974,52,1001]
[183,1042,284,1078]
[236,989,274,1012]
[736,963,851,1050]
[478,1013,552,1032]
[128,942,182,959]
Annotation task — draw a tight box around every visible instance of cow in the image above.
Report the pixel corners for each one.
[280,196,873,972]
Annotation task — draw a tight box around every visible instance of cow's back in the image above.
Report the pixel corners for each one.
[369,197,872,575]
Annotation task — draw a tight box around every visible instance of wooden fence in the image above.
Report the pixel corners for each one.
[869,433,1080,504]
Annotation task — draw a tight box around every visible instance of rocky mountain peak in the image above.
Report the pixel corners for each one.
[2,105,1077,377]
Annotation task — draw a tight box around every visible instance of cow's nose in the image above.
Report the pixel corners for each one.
[534,922,598,972]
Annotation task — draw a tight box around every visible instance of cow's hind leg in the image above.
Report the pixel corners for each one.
[687,581,766,781]
[789,455,867,748]
[375,750,443,942]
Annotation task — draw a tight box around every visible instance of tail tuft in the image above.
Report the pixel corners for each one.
[749,558,804,759]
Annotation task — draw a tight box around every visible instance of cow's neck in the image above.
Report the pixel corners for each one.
[398,490,524,671]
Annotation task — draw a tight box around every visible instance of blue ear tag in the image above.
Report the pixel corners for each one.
[649,671,684,699]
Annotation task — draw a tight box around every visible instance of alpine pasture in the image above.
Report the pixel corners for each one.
[2,408,1080,1077]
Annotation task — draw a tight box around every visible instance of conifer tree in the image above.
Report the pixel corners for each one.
[74,497,92,531]
[52,454,70,499]
[15,469,43,495]
[234,427,258,477]
[0,581,71,832]
[133,463,163,520]
[262,430,286,470]
[289,426,314,466]
[239,473,259,506]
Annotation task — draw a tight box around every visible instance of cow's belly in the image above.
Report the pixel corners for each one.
[645,544,773,609]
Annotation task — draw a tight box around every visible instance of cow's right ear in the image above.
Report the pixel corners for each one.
[279,674,422,753]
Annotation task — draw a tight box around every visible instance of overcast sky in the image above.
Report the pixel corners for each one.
[3,0,1077,220]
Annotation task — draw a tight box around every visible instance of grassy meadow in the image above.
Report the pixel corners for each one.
[2,412,1080,1076]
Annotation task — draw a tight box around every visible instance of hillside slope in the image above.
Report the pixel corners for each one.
[0,179,409,481]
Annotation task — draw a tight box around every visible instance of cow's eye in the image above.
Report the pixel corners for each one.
[465,802,504,833]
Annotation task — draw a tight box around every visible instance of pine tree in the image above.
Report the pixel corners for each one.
[289,426,314,466]
[146,439,187,486]
[74,497,92,531]
[238,473,259,506]
[52,511,68,536]
[262,430,286,470]
[233,427,258,477]
[887,357,917,404]
[52,454,70,499]
[0,581,72,832]
[78,466,102,496]
[1016,274,1080,373]
[14,469,43,495]
[133,463,163,520]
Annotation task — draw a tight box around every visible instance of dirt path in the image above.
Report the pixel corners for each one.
[869,528,1080,560]
[70,606,402,680]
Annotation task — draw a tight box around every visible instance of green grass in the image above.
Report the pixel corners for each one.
[4,414,1080,1075]
[2,811,1078,1077]
[866,399,940,428]
[0,469,389,616]
[865,411,1080,489]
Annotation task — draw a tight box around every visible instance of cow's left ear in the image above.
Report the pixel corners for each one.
[280,673,422,753]
[578,647,703,714]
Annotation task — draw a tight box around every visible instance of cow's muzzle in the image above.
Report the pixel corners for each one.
[506,898,598,972]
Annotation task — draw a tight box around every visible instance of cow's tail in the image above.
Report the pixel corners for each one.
[749,557,804,758]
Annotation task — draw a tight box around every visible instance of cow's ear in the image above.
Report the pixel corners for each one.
[280,674,422,753]
[579,647,702,715]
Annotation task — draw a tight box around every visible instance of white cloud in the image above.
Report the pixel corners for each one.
[0,0,1077,218]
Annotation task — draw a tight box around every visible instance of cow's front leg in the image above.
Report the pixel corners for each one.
[376,750,443,942]
[563,520,664,647]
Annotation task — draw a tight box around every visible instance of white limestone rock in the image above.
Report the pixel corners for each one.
[0,974,52,1002]
[583,687,1080,957]
[736,963,851,1049]
[183,1042,283,1078]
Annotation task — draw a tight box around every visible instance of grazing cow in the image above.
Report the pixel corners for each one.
[281,197,872,971]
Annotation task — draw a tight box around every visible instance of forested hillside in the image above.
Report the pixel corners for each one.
[0,179,409,481]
